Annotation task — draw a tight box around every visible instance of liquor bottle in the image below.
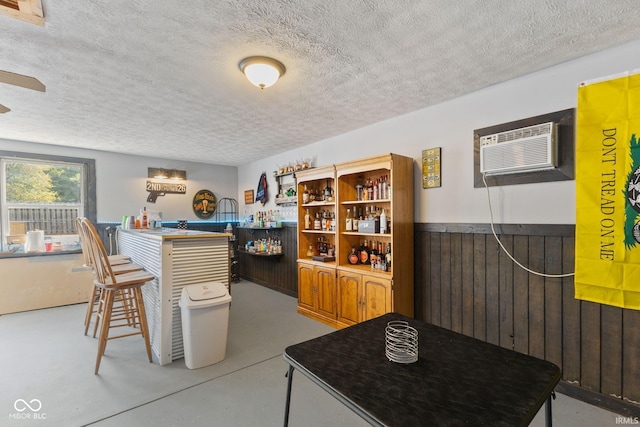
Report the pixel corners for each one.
[372,179,378,200]
[359,239,370,265]
[141,207,148,229]
[314,212,321,230]
[347,247,359,265]
[367,178,373,200]
[325,211,332,231]
[370,240,378,269]
[304,209,311,230]
[321,211,327,230]
[345,208,353,231]
[385,243,392,272]
[302,185,310,204]
[353,210,359,232]
[324,179,333,202]
[380,209,387,234]
[381,175,388,199]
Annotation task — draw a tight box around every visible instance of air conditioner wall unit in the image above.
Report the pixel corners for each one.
[479,121,557,176]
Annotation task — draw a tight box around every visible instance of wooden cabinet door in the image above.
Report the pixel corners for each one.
[337,270,361,326]
[362,274,392,321]
[315,266,336,319]
[298,263,315,311]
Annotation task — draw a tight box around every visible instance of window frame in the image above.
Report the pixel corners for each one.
[0,150,96,257]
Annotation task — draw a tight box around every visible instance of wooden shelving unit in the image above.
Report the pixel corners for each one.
[295,154,414,328]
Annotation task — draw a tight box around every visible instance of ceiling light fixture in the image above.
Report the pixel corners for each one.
[239,56,286,89]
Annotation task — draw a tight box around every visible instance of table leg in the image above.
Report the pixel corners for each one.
[284,365,295,427]
[545,393,553,427]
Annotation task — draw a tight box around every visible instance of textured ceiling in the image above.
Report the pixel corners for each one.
[2,1,640,166]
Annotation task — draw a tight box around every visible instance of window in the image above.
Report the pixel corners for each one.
[0,151,96,255]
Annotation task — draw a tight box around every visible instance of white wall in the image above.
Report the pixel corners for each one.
[0,139,238,222]
[238,39,640,225]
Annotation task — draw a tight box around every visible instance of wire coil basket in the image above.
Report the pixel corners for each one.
[385,320,418,364]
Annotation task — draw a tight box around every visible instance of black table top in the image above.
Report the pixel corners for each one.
[284,313,561,427]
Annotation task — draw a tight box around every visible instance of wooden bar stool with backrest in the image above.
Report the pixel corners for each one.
[76,218,144,335]
[80,218,155,374]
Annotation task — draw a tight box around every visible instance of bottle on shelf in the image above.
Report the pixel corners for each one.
[347,247,359,265]
[382,174,389,199]
[345,208,353,232]
[355,177,364,201]
[324,179,333,202]
[385,242,392,272]
[304,209,311,230]
[303,185,310,204]
[370,240,378,269]
[314,212,321,230]
[321,211,327,231]
[359,239,370,265]
[380,209,387,234]
[353,210,359,232]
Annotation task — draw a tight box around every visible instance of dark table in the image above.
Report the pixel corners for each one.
[283,313,561,426]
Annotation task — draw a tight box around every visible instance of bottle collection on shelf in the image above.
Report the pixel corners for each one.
[246,210,282,228]
[302,179,334,204]
[304,209,336,231]
[347,240,392,272]
[345,206,389,234]
[245,237,283,255]
[355,175,391,201]
[307,236,335,258]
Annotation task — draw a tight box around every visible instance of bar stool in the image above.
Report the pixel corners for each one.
[76,218,144,335]
[79,217,155,374]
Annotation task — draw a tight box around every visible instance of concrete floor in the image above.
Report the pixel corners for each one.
[0,280,622,426]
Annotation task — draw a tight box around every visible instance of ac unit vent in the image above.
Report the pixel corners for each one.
[480,122,557,176]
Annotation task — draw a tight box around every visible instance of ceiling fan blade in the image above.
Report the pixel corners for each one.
[0,70,45,92]
[0,104,10,113]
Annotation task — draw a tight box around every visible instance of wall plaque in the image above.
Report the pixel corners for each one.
[192,189,217,219]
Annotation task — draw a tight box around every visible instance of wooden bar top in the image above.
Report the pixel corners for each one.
[121,228,231,241]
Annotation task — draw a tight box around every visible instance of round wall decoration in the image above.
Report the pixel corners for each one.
[192,189,217,219]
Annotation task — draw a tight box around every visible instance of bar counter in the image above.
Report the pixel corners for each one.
[118,228,231,365]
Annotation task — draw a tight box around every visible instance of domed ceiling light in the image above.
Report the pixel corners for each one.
[239,56,286,89]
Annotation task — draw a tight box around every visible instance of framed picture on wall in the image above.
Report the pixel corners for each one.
[244,190,254,205]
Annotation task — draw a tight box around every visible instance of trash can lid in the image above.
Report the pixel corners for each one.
[185,282,227,301]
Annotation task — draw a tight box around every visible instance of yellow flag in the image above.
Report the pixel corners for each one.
[575,72,640,310]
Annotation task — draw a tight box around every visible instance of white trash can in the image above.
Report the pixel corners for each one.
[179,282,232,369]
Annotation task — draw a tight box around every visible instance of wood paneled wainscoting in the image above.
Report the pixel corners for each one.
[415,223,640,417]
[237,223,298,297]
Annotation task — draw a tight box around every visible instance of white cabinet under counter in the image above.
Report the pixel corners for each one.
[117,228,231,365]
